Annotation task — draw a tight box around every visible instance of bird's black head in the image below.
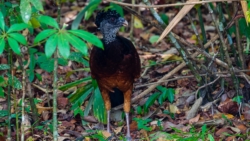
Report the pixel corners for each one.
[95,10,128,44]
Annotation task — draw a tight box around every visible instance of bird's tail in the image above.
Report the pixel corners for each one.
[109,88,124,108]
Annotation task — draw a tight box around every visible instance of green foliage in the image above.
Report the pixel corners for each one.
[160,13,169,25]
[0,11,28,55]
[60,78,106,123]
[232,95,243,103]
[149,35,160,44]
[71,0,101,29]
[138,86,175,115]
[68,52,89,66]
[34,18,103,59]
[134,118,152,131]
[157,86,175,104]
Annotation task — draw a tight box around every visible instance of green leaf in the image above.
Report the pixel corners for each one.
[38,16,59,29]
[20,0,31,23]
[8,33,27,45]
[7,23,28,33]
[7,37,21,55]
[84,92,94,116]
[58,34,70,59]
[0,87,4,97]
[149,35,160,44]
[0,110,8,117]
[34,29,57,44]
[66,33,88,55]
[93,86,106,123]
[84,0,101,20]
[208,134,215,141]
[71,0,101,29]
[69,83,93,110]
[136,106,142,115]
[69,52,89,66]
[30,0,44,11]
[0,12,5,31]
[45,34,58,58]
[58,58,68,66]
[166,88,175,103]
[0,38,5,55]
[160,13,169,25]
[59,76,91,91]
[0,64,10,70]
[144,92,160,110]
[69,30,103,49]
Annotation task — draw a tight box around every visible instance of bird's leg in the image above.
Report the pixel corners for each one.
[125,112,131,140]
[99,88,111,133]
[123,88,132,140]
[107,110,111,133]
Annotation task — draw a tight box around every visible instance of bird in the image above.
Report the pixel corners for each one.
[89,9,141,140]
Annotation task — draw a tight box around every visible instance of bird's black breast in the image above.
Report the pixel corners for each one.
[90,36,139,79]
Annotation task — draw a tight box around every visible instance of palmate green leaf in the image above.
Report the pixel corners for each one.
[71,0,101,29]
[84,92,94,116]
[84,0,101,20]
[0,38,5,55]
[0,87,4,97]
[69,52,89,66]
[34,29,57,44]
[93,86,106,123]
[58,34,70,59]
[66,32,87,55]
[45,34,58,58]
[30,0,44,11]
[7,37,21,55]
[166,88,175,103]
[59,76,91,91]
[0,12,5,31]
[69,83,93,110]
[20,0,31,23]
[7,23,28,33]
[0,110,8,117]
[145,92,160,110]
[38,16,59,29]
[8,33,27,45]
[0,64,10,70]
[68,30,103,49]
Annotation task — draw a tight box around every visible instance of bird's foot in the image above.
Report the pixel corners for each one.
[125,135,132,141]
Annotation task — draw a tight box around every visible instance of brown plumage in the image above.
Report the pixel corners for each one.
[90,10,141,140]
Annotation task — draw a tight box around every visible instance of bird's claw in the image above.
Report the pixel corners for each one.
[125,136,132,141]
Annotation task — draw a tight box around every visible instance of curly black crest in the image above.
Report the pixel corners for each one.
[95,9,121,28]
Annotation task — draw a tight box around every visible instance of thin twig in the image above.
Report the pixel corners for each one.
[106,0,241,8]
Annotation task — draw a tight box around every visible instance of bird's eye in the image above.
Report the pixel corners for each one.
[109,17,115,22]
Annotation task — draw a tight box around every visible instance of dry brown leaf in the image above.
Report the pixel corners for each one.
[243,110,250,120]
[168,104,180,114]
[157,0,199,42]
[129,121,138,132]
[113,126,123,134]
[36,104,52,114]
[213,113,234,119]
[101,130,111,139]
[189,114,200,124]
[156,65,173,74]
[218,99,239,115]
[57,97,69,109]
[215,127,234,137]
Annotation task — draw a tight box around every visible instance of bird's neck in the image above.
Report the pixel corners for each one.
[102,28,119,44]
[103,33,117,44]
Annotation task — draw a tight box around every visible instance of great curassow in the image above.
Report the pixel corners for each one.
[89,10,141,140]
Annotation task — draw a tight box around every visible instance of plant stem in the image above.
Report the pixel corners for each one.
[52,0,61,140]
[7,46,12,141]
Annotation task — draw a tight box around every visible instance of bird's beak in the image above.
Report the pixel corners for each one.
[122,20,128,27]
